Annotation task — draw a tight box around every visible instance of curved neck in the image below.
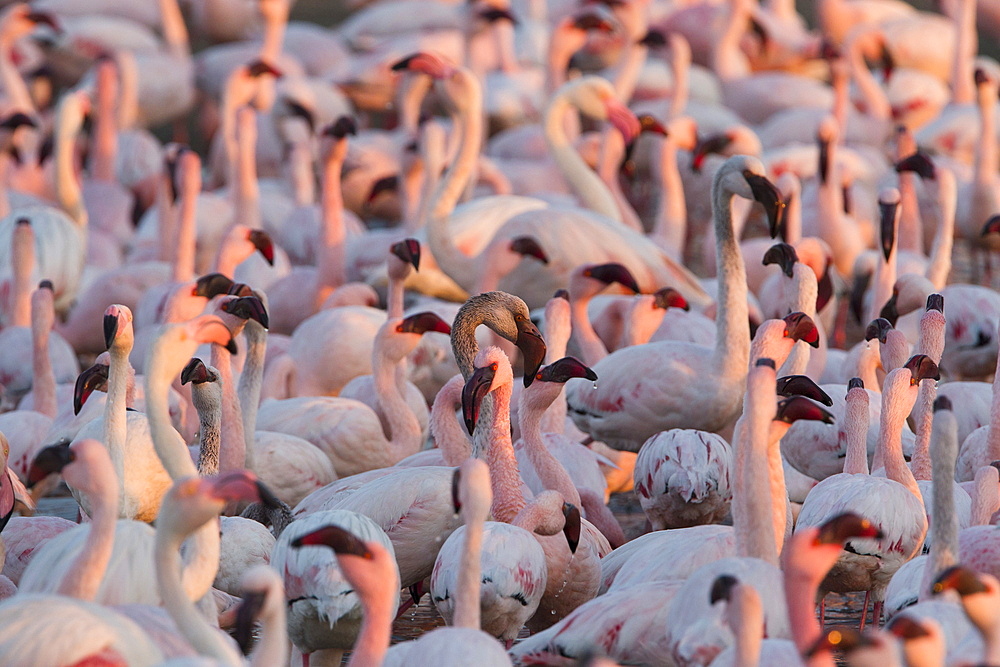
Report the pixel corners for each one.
[0,36,33,114]
[544,95,621,222]
[611,43,647,111]
[712,188,750,378]
[518,387,581,506]
[843,389,871,475]
[597,131,643,232]
[55,101,86,228]
[651,135,687,257]
[847,36,891,120]
[570,293,608,366]
[156,516,240,665]
[104,344,131,483]
[210,344,246,474]
[373,342,422,460]
[623,298,666,347]
[429,376,473,465]
[192,384,222,476]
[57,472,118,600]
[317,148,346,297]
[856,342,882,392]
[877,379,922,499]
[711,0,751,80]
[238,323,266,472]
[481,379,526,523]
[454,512,485,629]
[213,232,251,279]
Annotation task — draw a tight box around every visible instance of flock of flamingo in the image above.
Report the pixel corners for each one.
[7,0,1000,664]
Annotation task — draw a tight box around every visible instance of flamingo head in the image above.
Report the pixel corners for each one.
[192,273,235,299]
[581,263,641,294]
[782,312,820,348]
[774,396,835,425]
[903,354,939,386]
[391,52,455,79]
[180,358,218,385]
[391,238,421,271]
[878,187,901,261]
[865,317,894,344]
[775,375,832,406]
[247,229,275,265]
[762,242,798,278]
[102,304,133,350]
[652,287,689,311]
[73,362,109,414]
[895,151,936,180]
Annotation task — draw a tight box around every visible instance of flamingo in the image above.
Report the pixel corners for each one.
[566,155,785,452]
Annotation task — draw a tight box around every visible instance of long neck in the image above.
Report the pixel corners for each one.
[158,0,190,60]
[766,422,791,555]
[711,0,751,80]
[912,312,946,480]
[896,135,923,256]
[951,0,977,105]
[104,343,131,484]
[729,590,763,667]
[193,385,222,476]
[921,410,960,600]
[544,95,622,223]
[346,580,394,667]
[0,36,33,113]
[779,267,819,376]
[482,381,527,522]
[374,345,421,460]
[843,389,871,475]
[971,465,1000,526]
[847,35,891,120]
[712,188,750,377]
[233,108,261,231]
[55,102,86,228]
[454,511,485,629]
[541,301,571,433]
[785,558,836,667]
[156,517,241,665]
[115,52,139,129]
[519,388,581,506]
[611,44,646,116]
[250,593,288,667]
[426,76,483,277]
[868,228,898,325]
[317,148,346,298]
[259,4,288,64]
[668,39,690,118]
[57,473,118,600]
[30,302,56,419]
[857,342,882,392]
[985,343,1000,461]
[174,172,198,284]
[237,323,266,472]
[429,376,472,465]
[9,226,31,328]
[157,174,177,264]
[210,344,246,474]
[925,172,956,290]
[651,135,687,258]
[735,379,779,565]
[570,292,608,365]
[623,298,666,347]
[287,142,314,206]
[977,85,999,185]
[877,379,922,499]
[91,64,117,183]
[596,131,643,231]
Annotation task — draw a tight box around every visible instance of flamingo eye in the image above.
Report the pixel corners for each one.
[491,363,498,371]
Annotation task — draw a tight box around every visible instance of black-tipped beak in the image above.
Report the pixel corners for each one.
[515,317,546,387]
[583,263,640,293]
[255,480,282,510]
[904,354,940,384]
[934,395,952,412]
[248,230,274,266]
[397,311,451,335]
[537,357,598,384]
[926,294,944,313]
[879,198,898,262]
[26,12,59,32]
[193,273,236,299]
[462,364,497,435]
[762,242,798,278]
[562,503,581,554]
[783,312,820,348]
[222,296,270,330]
[895,152,936,179]
[290,524,373,558]
[691,134,731,173]
[776,375,833,406]
[73,364,109,415]
[225,337,238,355]
[865,317,893,344]
[848,377,865,391]
[932,565,988,596]
[284,99,315,134]
[887,615,932,640]
[815,512,883,544]
[479,7,518,24]
[234,591,266,655]
[247,59,283,78]
[324,116,357,138]
[879,293,899,327]
[982,214,1000,237]
[775,396,835,425]
[27,441,74,488]
[509,236,548,264]
[637,114,667,135]
[366,175,398,205]
[451,467,462,513]
[637,30,667,48]
[652,287,689,311]
[818,134,830,184]
[709,574,739,604]
[181,358,214,385]
[391,238,421,271]
[744,172,785,239]
[816,261,834,313]
[102,313,117,350]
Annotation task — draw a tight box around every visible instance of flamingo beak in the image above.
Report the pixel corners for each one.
[462,364,497,435]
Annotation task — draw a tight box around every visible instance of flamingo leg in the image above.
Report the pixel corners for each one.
[818,596,826,628]
[872,601,883,628]
[858,591,870,631]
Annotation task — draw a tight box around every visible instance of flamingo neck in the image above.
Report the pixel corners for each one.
[977,85,999,185]
[374,342,422,461]
[846,35,891,120]
[784,549,837,667]
[623,298,667,348]
[711,0,751,80]
[857,342,882,392]
[213,234,251,279]
[651,135,687,257]
[877,380,922,499]
[0,36,33,114]
[157,175,177,265]
[951,0,977,105]
[347,580,394,667]
[611,43,647,106]
[210,344,246,474]
[249,591,288,667]
[867,243,898,328]
[712,187,750,379]
[144,335,199,480]
[386,269,407,320]
[157,0,190,60]
[156,513,239,664]
[288,143,314,206]
[173,174,198,284]
[843,389,871,475]
[880,330,910,374]
[237,322,266,472]
[115,52,139,129]
[454,513,485,629]
[729,588,763,667]
[518,387,581,506]
[54,100,86,228]
[985,344,1000,461]
[317,151,347,300]
[104,343,131,482]
[233,109,261,231]
[766,422,791,555]
[669,43,689,119]
[493,21,519,74]
[912,313,946,481]
[192,381,222,476]
[259,3,288,65]
[596,130,643,231]
[925,172,956,290]
[971,465,1000,526]
[429,376,472,466]
[544,94,621,223]
[921,410,960,600]
[90,64,118,183]
[9,224,32,328]
[570,293,608,366]
[482,381,526,522]
[57,478,118,601]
